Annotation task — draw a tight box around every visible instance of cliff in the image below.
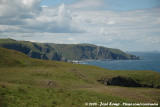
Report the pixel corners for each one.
[0,38,139,61]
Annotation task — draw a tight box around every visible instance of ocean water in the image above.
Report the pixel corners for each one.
[79,52,160,73]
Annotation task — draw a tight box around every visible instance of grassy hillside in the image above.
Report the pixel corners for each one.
[0,47,160,107]
[0,38,139,61]
[0,47,66,67]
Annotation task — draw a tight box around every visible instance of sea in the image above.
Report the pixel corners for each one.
[79,52,160,73]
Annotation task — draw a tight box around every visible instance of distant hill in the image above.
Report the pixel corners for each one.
[50,44,139,60]
[0,38,139,61]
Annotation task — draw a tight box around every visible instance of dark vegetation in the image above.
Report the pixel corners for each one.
[0,38,139,62]
[98,76,159,88]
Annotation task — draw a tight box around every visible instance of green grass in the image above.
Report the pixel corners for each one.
[0,83,133,107]
[0,47,160,107]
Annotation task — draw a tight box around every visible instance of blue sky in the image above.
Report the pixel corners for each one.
[105,0,160,11]
[0,0,160,51]
[41,0,160,11]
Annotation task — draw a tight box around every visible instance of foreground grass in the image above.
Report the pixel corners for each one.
[0,83,129,107]
[0,66,160,107]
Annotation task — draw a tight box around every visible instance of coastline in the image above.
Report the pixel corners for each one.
[78,54,160,73]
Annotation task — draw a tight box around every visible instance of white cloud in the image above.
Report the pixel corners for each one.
[68,38,75,41]
[39,3,85,33]
[0,0,160,51]
[107,21,115,25]
[0,0,41,18]
[0,1,85,33]
[41,5,48,8]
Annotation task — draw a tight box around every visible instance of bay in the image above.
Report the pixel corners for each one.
[79,52,160,73]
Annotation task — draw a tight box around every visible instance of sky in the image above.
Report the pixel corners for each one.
[0,0,160,51]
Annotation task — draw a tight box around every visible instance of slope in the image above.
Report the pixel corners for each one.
[0,47,160,107]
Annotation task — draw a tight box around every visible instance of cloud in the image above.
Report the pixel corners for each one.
[0,0,160,51]
[107,21,115,25]
[31,3,85,33]
[0,0,42,18]
[41,5,48,8]
[68,38,75,41]
[0,1,85,33]
[51,4,84,33]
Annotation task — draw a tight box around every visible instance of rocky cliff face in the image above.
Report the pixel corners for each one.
[51,44,139,60]
[0,39,139,61]
[0,42,63,61]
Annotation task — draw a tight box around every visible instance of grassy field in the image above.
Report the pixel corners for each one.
[0,47,160,107]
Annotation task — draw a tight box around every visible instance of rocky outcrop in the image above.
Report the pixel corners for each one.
[98,76,141,87]
[97,76,160,88]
